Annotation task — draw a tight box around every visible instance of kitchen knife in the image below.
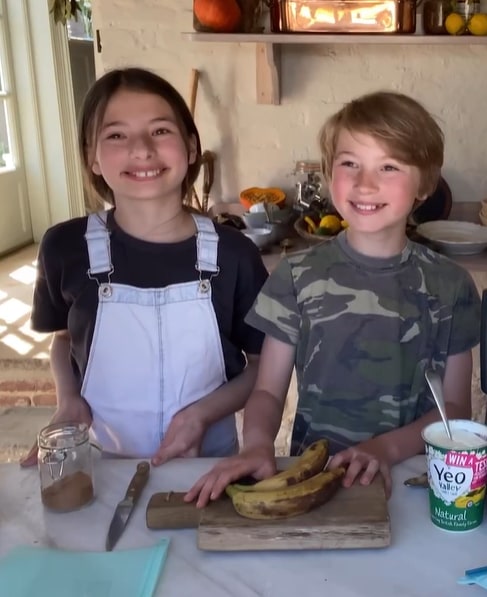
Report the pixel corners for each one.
[106,460,150,551]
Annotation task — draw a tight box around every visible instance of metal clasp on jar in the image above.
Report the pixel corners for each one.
[42,448,67,481]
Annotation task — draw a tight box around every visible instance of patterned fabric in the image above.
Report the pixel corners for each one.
[246,232,481,456]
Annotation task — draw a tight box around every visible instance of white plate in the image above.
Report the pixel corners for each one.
[415,220,487,256]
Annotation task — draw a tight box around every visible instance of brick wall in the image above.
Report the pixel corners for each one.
[0,359,56,408]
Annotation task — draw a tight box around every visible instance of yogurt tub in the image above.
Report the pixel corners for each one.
[422,420,487,532]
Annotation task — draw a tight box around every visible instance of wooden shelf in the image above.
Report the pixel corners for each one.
[184,32,487,44]
[182,32,487,104]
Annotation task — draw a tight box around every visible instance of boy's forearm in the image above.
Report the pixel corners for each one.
[242,390,285,449]
[49,331,82,404]
[371,400,470,466]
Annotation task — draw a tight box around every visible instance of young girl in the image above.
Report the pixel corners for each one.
[21,67,268,465]
[186,91,481,506]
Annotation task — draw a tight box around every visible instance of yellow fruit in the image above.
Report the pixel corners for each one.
[233,439,330,493]
[340,220,349,229]
[468,13,487,35]
[318,214,342,235]
[225,468,346,520]
[304,216,317,234]
[445,12,466,35]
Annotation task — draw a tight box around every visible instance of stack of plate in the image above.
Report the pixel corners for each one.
[415,221,487,256]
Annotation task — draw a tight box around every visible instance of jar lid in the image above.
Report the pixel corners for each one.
[38,422,89,450]
[295,160,322,174]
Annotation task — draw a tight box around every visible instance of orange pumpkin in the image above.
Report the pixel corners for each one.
[239,187,286,210]
[194,0,242,33]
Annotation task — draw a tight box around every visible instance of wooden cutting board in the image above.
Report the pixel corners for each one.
[146,476,391,551]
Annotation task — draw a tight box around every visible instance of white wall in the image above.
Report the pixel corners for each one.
[93,0,487,206]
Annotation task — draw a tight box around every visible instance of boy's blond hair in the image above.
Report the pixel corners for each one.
[319,91,444,198]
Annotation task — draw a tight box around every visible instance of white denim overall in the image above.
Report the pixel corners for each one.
[81,211,238,458]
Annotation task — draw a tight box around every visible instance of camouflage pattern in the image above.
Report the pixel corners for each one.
[246,233,481,456]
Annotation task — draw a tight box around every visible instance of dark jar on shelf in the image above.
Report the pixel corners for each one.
[423,0,453,33]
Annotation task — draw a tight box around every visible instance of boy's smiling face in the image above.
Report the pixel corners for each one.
[330,128,424,256]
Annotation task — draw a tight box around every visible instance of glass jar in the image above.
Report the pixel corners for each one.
[423,0,452,33]
[38,422,95,512]
[293,160,326,212]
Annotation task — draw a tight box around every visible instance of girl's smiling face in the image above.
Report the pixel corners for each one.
[330,128,424,255]
[91,89,196,207]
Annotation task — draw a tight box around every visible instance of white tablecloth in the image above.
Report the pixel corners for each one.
[1,455,486,596]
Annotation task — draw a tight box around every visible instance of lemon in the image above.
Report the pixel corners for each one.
[340,220,349,229]
[468,13,487,35]
[445,12,466,35]
[318,214,342,235]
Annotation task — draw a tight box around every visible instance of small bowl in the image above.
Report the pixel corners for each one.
[242,227,273,250]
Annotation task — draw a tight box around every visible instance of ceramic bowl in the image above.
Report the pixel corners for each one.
[242,211,268,228]
[242,227,273,250]
[416,220,487,255]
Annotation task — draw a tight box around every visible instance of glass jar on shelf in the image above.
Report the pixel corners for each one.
[292,160,329,213]
[423,0,453,33]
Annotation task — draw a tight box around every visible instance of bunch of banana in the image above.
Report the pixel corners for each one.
[233,439,330,493]
[225,439,346,520]
[226,467,346,520]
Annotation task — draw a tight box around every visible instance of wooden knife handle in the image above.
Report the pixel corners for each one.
[125,461,150,504]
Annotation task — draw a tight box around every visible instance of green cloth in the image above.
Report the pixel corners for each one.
[0,540,169,597]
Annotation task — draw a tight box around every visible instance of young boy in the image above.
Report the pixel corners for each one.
[186,91,481,507]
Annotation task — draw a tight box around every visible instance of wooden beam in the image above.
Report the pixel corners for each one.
[256,42,280,105]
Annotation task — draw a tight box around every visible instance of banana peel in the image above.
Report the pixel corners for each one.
[226,467,346,520]
[232,439,329,493]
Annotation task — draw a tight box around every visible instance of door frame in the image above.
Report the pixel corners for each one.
[6,0,85,242]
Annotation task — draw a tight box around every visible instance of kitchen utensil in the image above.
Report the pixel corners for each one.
[106,461,150,551]
[425,369,453,441]
[481,290,487,394]
[146,476,390,551]
[187,69,203,212]
[201,150,215,213]
[403,472,429,488]
[242,211,268,228]
[409,176,452,226]
[415,221,487,256]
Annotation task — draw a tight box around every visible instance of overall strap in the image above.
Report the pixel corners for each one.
[84,211,113,276]
[192,214,219,274]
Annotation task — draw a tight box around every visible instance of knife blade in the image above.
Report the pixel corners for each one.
[106,460,150,551]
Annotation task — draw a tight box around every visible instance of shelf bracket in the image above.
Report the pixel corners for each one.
[256,42,280,105]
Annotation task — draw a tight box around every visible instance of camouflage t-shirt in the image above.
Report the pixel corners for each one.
[246,233,481,456]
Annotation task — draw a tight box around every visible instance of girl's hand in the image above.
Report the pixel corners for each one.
[151,404,206,466]
[19,395,92,467]
[328,439,392,499]
[183,443,276,508]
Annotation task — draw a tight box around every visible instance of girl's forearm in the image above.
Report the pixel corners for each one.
[49,331,82,404]
[188,355,260,426]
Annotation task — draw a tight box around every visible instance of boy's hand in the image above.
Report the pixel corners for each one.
[328,439,392,498]
[184,444,277,509]
[151,404,206,466]
[19,395,92,467]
